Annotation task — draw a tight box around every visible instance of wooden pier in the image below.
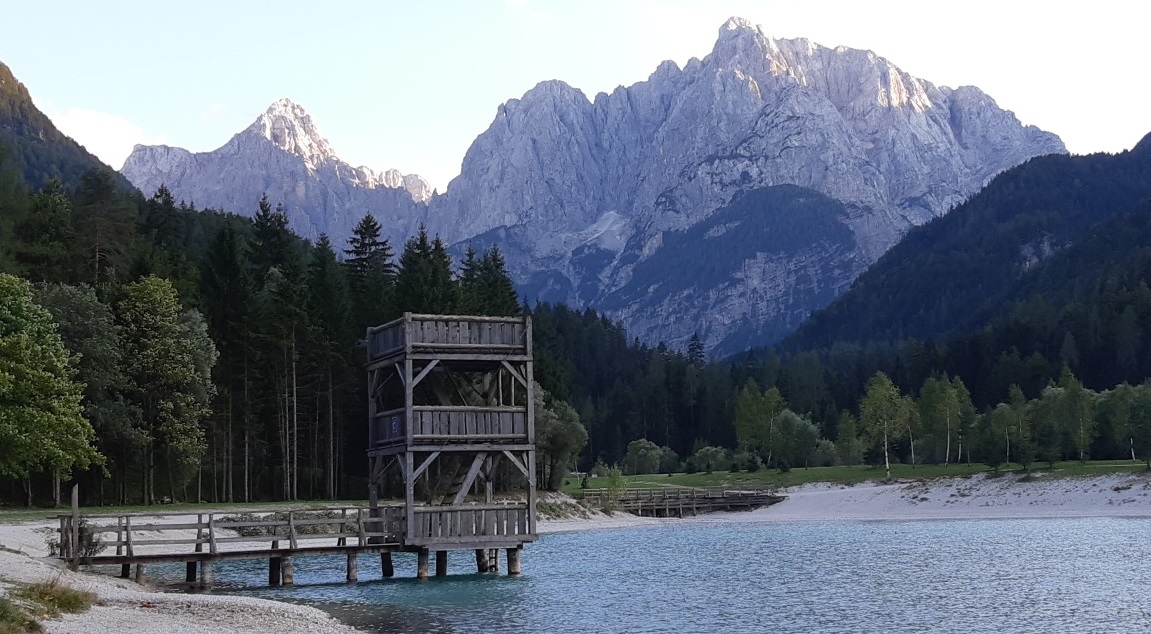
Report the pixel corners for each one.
[55,502,531,586]
[54,313,540,587]
[579,488,785,517]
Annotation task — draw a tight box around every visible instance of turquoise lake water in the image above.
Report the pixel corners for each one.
[158,517,1150,632]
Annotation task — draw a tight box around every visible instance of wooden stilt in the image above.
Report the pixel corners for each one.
[346,552,358,582]
[507,546,522,575]
[435,550,448,577]
[282,557,294,585]
[417,549,429,579]
[475,548,488,573]
[185,561,197,583]
[269,557,282,586]
[199,561,213,588]
[381,552,394,577]
[487,548,499,572]
[134,563,146,585]
[120,564,131,579]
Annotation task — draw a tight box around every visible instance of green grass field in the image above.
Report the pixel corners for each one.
[0,460,1143,520]
[561,460,1149,496]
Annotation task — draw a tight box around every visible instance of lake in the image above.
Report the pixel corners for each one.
[194,517,1149,632]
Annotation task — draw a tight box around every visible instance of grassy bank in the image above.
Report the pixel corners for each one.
[563,460,1148,495]
[0,461,1143,521]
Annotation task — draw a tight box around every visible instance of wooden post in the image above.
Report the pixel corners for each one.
[381,552,394,577]
[185,561,197,583]
[115,515,129,578]
[487,548,499,573]
[507,546,522,575]
[134,563,146,585]
[269,538,281,586]
[417,549,429,580]
[475,548,488,573]
[282,557,294,585]
[69,485,79,570]
[435,550,448,577]
[269,557,282,586]
[199,561,213,588]
[346,553,358,582]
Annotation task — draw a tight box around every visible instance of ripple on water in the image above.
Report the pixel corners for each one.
[170,517,1150,633]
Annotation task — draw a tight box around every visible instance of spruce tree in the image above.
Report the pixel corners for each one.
[395,225,455,314]
[344,213,395,329]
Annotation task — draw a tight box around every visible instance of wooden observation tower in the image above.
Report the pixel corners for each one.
[364,313,537,577]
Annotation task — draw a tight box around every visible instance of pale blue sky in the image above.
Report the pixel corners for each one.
[3,0,1148,192]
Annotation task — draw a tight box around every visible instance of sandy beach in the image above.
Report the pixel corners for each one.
[741,470,1151,522]
[0,470,1147,633]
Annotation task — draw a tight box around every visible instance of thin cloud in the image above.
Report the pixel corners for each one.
[47,107,165,170]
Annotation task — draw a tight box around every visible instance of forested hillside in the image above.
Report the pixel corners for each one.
[788,133,1151,348]
[5,131,1151,508]
[0,63,134,192]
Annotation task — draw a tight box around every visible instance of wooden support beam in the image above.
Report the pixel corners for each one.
[500,361,527,388]
[185,561,197,583]
[501,450,530,479]
[199,561,213,588]
[475,548,488,573]
[269,557,281,586]
[410,451,441,482]
[417,549,429,580]
[381,552,394,578]
[435,550,448,577]
[451,454,487,506]
[282,557,295,585]
[507,546,522,575]
[346,553,358,582]
[134,563,146,585]
[410,359,440,390]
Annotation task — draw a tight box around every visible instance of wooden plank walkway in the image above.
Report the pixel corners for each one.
[59,506,404,564]
[54,503,532,585]
[579,488,785,517]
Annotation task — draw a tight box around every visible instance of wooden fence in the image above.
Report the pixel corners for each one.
[57,506,405,565]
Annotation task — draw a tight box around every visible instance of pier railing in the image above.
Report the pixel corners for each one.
[370,407,529,447]
[56,506,406,565]
[367,314,529,363]
[406,502,534,547]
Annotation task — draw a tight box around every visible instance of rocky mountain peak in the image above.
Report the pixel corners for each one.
[713,16,771,66]
[243,98,336,169]
[118,18,1067,355]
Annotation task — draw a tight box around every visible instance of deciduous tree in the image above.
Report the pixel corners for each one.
[0,274,101,503]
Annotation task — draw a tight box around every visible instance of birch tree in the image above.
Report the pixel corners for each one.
[859,372,910,480]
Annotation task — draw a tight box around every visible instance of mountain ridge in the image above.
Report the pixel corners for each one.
[119,17,1065,353]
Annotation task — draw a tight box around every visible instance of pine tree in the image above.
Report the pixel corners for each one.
[72,169,137,282]
[395,225,456,314]
[251,194,293,279]
[477,246,519,316]
[13,178,75,282]
[201,225,254,502]
[344,213,395,329]
[687,333,706,369]
[308,235,353,499]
